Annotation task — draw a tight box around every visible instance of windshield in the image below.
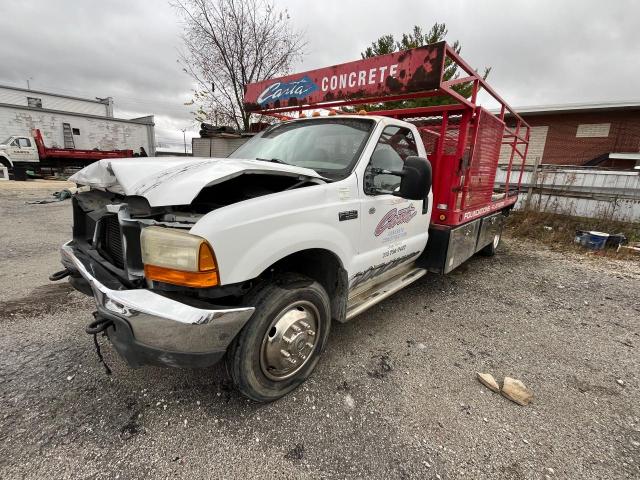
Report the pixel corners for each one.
[1,137,12,145]
[229,118,375,179]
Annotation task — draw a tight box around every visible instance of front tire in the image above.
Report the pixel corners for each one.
[227,273,331,402]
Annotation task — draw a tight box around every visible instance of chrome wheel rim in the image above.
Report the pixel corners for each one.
[260,300,320,381]
[493,232,501,249]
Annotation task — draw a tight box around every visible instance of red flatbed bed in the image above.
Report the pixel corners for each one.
[33,129,133,162]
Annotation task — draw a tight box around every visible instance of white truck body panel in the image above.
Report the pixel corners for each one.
[189,174,362,285]
[70,115,432,292]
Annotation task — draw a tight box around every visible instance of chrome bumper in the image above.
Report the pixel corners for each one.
[60,241,254,368]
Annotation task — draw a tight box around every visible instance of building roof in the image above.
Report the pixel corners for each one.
[504,100,640,117]
[0,101,154,125]
[0,83,109,105]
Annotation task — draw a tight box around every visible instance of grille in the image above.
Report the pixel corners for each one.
[100,215,124,269]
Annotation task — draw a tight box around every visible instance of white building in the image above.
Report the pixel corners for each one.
[0,84,155,155]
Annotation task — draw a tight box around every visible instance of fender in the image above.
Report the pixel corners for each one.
[0,155,13,168]
[213,221,352,284]
[189,176,360,285]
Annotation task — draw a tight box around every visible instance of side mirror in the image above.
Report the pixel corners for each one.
[396,156,432,201]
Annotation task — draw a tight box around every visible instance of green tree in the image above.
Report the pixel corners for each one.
[360,23,490,110]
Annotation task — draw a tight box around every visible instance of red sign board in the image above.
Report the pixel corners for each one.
[244,42,445,113]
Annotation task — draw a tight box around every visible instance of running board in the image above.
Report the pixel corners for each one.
[345,267,427,321]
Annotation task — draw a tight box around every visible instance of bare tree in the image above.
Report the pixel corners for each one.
[174,0,305,131]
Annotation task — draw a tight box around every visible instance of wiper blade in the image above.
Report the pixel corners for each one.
[255,157,290,165]
[254,157,334,182]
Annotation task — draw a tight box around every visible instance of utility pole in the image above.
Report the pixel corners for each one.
[524,156,541,210]
[180,128,187,154]
[26,77,33,89]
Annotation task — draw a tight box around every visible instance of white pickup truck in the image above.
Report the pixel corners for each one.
[53,114,455,401]
[0,135,39,167]
[53,42,529,401]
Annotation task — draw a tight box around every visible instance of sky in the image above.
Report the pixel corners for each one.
[1,0,638,151]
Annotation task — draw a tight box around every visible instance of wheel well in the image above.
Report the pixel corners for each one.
[0,156,11,168]
[266,249,348,322]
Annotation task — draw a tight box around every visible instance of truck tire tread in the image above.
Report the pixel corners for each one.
[226,273,331,402]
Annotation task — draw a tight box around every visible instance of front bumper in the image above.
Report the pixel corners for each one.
[60,241,254,368]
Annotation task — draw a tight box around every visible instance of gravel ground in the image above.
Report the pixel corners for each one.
[1,181,639,480]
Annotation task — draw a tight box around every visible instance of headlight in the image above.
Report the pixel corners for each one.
[140,226,219,288]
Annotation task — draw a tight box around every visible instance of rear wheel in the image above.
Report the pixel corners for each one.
[480,229,502,257]
[227,273,331,402]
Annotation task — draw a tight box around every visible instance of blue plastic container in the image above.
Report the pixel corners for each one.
[585,231,609,250]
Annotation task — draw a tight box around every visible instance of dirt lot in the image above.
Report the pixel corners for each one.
[1,180,639,480]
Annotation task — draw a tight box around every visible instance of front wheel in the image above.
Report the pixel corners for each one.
[226,273,331,402]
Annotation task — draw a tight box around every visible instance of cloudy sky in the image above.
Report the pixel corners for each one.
[1,0,638,151]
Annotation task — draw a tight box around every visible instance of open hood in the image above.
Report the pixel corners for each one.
[69,157,326,207]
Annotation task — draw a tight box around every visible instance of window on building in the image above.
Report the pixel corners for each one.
[72,128,80,135]
[576,123,610,138]
[27,97,42,108]
[17,138,32,148]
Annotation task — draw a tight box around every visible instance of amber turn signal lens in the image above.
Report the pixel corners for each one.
[144,264,219,288]
[198,242,217,271]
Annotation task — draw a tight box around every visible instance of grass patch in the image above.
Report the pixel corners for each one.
[506,210,640,256]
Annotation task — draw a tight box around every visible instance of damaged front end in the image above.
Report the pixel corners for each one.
[59,189,255,368]
[55,157,326,369]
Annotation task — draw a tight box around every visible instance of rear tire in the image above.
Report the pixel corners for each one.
[480,230,502,257]
[227,273,331,402]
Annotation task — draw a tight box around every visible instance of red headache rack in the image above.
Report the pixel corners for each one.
[244,41,530,227]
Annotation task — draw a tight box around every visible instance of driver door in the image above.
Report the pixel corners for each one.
[9,137,38,163]
[352,125,429,293]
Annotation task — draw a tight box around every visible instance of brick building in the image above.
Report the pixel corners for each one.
[500,101,640,169]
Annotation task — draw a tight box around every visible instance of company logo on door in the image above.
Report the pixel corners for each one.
[257,75,319,105]
[375,205,417,236]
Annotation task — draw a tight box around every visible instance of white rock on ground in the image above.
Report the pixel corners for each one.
[476,372,500,392]
[344,394,355,409]
[501,377,534,406]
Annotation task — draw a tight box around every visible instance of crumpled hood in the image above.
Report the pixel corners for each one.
[69,157,325,207]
